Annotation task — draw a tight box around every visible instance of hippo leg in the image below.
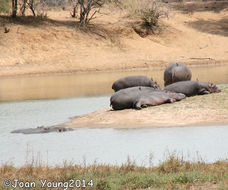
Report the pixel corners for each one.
[135,99,150,109]
[166,98,176,103]
[135,101,142,110]
[198,89,210,95]
[141,104,148,108]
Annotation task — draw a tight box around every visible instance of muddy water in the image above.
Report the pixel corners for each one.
[0,65,228,167]
[0,65,228,102]
[0,96,228,167]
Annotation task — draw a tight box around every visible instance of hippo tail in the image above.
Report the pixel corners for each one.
[110,98,113,107]
[111,83,117,91]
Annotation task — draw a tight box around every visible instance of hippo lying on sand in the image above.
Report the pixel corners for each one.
[164,81,221,97]
[112,76,160,92]
[110,86,185,110]
[164,63,192,86]
[11,126,73,134]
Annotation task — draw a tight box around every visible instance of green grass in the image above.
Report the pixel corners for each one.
[1,155,228,190]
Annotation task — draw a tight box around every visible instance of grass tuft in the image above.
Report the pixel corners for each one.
[1,154,228,189]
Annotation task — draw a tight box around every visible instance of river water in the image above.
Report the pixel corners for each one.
[0,65,228,167]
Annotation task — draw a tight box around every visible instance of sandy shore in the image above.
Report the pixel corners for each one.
[58,86,228,129]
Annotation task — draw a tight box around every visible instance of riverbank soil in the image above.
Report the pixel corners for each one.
[63,86,228,128]
[0,1,228,77]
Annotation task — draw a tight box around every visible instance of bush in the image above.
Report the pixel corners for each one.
[0,0,10,14]
[141,1,169,29]
[18,0,48,18]
[70,0,105,26]
[113,0,170,35]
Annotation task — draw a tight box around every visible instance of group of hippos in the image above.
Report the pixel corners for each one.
[110,63,221,110]
[11,63,221,134]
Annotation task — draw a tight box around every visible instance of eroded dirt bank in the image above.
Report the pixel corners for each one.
[0,1,228,77]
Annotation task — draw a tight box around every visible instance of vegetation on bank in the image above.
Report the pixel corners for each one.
[0,0,169,32]
[1,155,228,190]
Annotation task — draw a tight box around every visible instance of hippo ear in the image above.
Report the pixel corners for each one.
[208,83,212,88]
[151,77,153,81]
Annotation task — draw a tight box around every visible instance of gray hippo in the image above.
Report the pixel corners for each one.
[110,86,185,110]
[11,126,73,134]
[164,63,192,86]
[164,81,221,97]
[112,76,160,92]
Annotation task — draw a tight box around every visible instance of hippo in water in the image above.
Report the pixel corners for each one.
[11,126,73,134]
[164,81,221,97]
[164,63,192,86]
[112,76,160,92]
[110,86,185,110]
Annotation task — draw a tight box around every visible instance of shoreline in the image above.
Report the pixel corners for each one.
[57,85,228,129]
[57,120,228,130]
[0,61,227,78]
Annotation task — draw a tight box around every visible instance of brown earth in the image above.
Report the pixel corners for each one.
[0,1,228,77]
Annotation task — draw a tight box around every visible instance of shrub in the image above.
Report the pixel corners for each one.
[0,0,10,14]
[18,0,48,18]
[141,1,169,29]
[112,0,170,35]
[70,0,105,25]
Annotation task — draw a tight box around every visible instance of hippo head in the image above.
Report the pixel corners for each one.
[151,79,161,89]
[207,83,221,93]
[199,82,221,94]
[167,92,186,101]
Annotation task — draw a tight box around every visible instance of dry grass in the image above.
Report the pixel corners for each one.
[1,155,228,190]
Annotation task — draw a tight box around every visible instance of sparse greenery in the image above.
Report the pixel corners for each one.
[70,0,105,25]
[0,0,10,14]
[110,0,170,36]
[140,1,169,29]
[1,155,228,190]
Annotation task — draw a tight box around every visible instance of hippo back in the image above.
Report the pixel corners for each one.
[110,86,157,110]
[112,76,160,92]
[164,81,200,97]
[164,63,192,86]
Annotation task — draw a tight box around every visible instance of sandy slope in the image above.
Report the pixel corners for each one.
[0,2,228,77]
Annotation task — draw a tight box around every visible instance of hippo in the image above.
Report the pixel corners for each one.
[134,91,186,109]
[164,63,192,86]
[164,81,221,97]
[11,126,73,134]
[110,86,185,110]
[112,76,160,92]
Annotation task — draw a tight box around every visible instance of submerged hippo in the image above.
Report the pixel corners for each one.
[164,81,221,97]
[11,126,73,134]
[164,63,192,86]
[112,76,160,92]
[110,86,185,110]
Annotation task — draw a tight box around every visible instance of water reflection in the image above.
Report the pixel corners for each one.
[0,65,228,101]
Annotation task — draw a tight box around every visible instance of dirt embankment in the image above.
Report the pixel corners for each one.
[0,1,228,77]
